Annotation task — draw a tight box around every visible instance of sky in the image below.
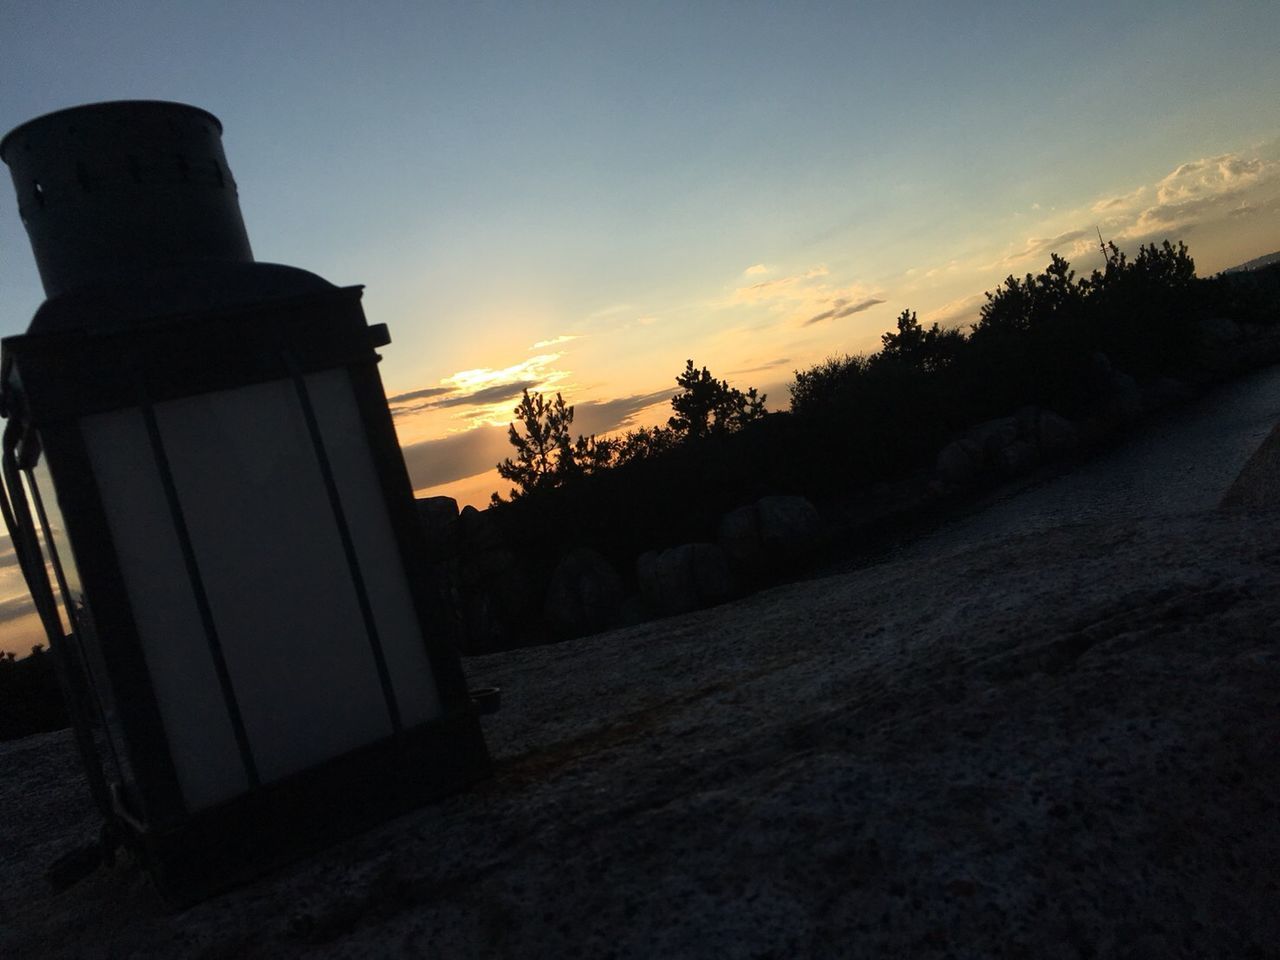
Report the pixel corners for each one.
[0,0,1278,655]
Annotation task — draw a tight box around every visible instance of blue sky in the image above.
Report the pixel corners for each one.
[0,1,1278,651]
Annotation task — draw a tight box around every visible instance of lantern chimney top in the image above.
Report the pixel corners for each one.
[1,101,254,299]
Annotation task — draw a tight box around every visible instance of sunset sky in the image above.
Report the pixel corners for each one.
[0,1,1278,655]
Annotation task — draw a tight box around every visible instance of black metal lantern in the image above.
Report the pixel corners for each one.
[0,101,489,904]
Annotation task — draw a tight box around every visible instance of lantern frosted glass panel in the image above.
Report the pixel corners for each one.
[81,371,443,807]
[83,408,253,809]
[303,369,441,729]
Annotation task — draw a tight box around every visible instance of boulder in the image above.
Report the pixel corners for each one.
[416,496,460,562]
[756,496,822,558]
[966,417,1020,470]
[1036,411,1079,458]
[718,505,763,572]
[454,505,534,652]
[718,495,822,576]
[992,438,1038,477]
[637,543,734,617]
[1197,316,1242,344]
[543,548,623,638]
[1107,370,1142,424]
[936,438,983,486]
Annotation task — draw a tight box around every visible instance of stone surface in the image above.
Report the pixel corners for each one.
[637,542,734,616]
[1035,410,1079,458]
[717,503,763,571]
[936,438,983,485]
[5,369,1280,959]
[991,437,1038,476]
[4,509,1278,959]
[718,495,822,576]
[542,547,623,638]
[414,496,460,561]
[1106,370,1143,424]
[455,505,534,652]
[754,495,821,558]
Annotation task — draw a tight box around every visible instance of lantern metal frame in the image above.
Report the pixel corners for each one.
[1,281,491,904]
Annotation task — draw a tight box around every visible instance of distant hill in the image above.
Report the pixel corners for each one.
[1222,250,1280,274]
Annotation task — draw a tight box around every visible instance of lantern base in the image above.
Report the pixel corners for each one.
[130,712,490,908]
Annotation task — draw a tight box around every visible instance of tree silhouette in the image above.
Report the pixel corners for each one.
[668,359,766,440]
[495,389,618,501]
[496,389,577,500]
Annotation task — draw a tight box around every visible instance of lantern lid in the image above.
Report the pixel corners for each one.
[23,260,340,336]
[1,100,254,300]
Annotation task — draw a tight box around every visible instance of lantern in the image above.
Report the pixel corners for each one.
[0,101,490,904]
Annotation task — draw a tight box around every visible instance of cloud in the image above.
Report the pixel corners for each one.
[401,425,513,490]
[571,390,671,437]
[743,263,769,276]
[1091,187,1146,214]
[0,593,35,626]
[729,358,792,375]
[804,297,885,326]
[1085,146,1280,245]
[432,380,539,410]
[998,229,1091,266]
[387,386,454,405]
[530,334,581,349]
[730,265,830,305]
[1155,154,1263,205]
[390,354,569,419]
[922,292,986,330]
[400,387,674,490]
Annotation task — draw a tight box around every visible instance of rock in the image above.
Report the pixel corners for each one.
[718,505,763,572]
[1014,405,1042,441]
[1107,370,1142,424]
[992,438,1038,477]
[637,543,734,617]
[755,496,822,558]
[718,495,822,576]
[543,548,623,638]
[966,416,1020,470]
[454,505,534,652]
[1197,316,1242,344]
[936,438,983,486]
[1036,411,1079,458]
[416,496,460,561]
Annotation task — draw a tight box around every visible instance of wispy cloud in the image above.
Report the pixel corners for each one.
[996,229,1092,267]
[432,380,539,409]
[387,385,454,405]
[402,388,674,492]
[804,297,885,326]
[571,390,671,437]
[922,292,986,330]
[402,426,512,490]
[743,263,769,276]
[729,358,792,375]
[389,354,569,419]
[0,593,35,626]
[730,265,830,305]
[530,334,581,349]
[726,264,885,332]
